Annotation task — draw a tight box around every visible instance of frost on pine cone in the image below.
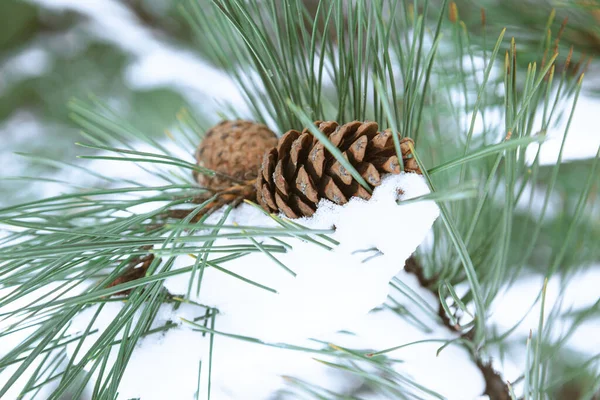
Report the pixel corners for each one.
[194,120,278,191]
[256,120,421,218]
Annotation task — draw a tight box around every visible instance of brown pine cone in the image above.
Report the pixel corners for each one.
[194,120,279,191]
[255,120,421,219]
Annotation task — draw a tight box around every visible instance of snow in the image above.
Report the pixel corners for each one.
[45,171,489,400]
[328,306,485,399]
[450,54,600,166]
[487,266,600,395]
[0,282,86,400]
[62,302,207,400]
[489,266,600,355]
[164,173,439,340]
[527,92,600,164]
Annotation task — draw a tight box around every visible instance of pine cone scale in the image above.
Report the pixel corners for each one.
[296,166,319,203]
[355,121,379,139]
[348,135,367,162]
[273,159,290,197]
[292,194,315,217]
[290,133,311,166]
[371,129,392,150]
[322,175,347,205]
[261,149,276,183]
[330,160,352,185]
[260,181,277,211]
[275,191,298,219]
[306,143,326,180]
[277,130,300,156]
[358,163,381,186]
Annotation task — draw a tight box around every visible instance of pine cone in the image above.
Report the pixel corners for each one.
[194,120,279,191]
[256,120,421,219]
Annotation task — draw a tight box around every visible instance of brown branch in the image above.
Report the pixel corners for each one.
[106,245,155,296]
[404,256,510,400]
[164,181,256,223]
[105,181,256,297]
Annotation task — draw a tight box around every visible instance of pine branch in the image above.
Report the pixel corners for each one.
[1,0,599,399]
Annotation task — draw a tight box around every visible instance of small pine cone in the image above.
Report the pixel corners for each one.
[194,120,279,191]
[256,120,422,219]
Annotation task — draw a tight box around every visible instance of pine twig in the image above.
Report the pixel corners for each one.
[166,181,256,223]
[106,245,156,296]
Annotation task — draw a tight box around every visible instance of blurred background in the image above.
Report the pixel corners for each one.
[2,0,600,205]
[1,0,236,204]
